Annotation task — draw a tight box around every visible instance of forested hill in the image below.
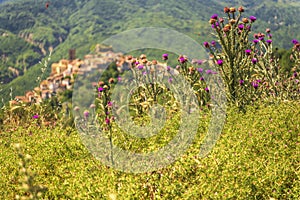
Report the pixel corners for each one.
[0,0,300,102]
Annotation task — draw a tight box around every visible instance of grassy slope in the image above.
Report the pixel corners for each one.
[0,102,299,199]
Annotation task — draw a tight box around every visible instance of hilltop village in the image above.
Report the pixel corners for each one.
[9,45,166,106]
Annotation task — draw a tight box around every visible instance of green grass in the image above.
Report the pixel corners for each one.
[1,101,299,199]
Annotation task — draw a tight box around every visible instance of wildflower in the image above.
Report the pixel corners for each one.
[211,14,218,20]
[249,16,256,22]
[239,80,244,85]
[178,56,187,64]
[252,82,259,89]
[203,41,210,48]
[168,77,173,83]
[200,77,204,81]
[267,34,272,38]
[176,65,180,70]
[197,68,203,73]
[229,7,236,13]
[252,58,258,64]
[117,76,122,82]
[224,7,230,13]
[211,40,216,46]
[74,106,80,111]
[217,59,223,66]
[219,17,224,23]
[245,49,251,55]
[33,114,39,119]
[246,25,251,31]
[266,39,272,45]
[266,28,271,33]
[98,81,105,86]
[135,61,140,65]
[109,78,114,84]
[105,118,110,125]
[90,104,96,108]
[137,64,144,70]
[83,110,89,118]
[238,6,244,12]
[206,69,212,74]
[166,66,171,71]
[253,39,259,44]
[292,39,299,45]
[107,101,113,107]
[293,72,297,77]
[205,87,209,92]
[242,18,249,23]
[98,87,104,92]
[209,18,216,24]
[238,24,244,30]
[162,53,169,60]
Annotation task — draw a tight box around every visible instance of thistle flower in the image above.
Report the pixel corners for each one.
[166,66,171,71]
[178,56,187,63]
[219,17,224,23]
[203,41,210,48]
[74,106,80,111]
[239,80,245,85]
[206,69,212,74]
[245,49,251,55]
[98,87,104,92]
[33,114,39,119]
[249,16,257,22]
[205,87,209,92]
[292,39,299,45]
[252,58,258,64]
[137,64,144,70]
[266,28,271,33]
[105,118,110,125]
[211,14,218,19]
[83,110,89,118]
[238,24,244,30]
[168,77,173,83]
[109,78,114,84]
[252,82,259,89]
[197,68,203,73]
[266,39,272,45]
[200,77,204,81]
[217,59,223,66]
[162,53,169,60]
[107,101,113,107]
[211,40,216,46]
[253,39,259,44]
[117,76,122,82]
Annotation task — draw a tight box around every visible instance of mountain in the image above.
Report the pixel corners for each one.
[0,0,300,104]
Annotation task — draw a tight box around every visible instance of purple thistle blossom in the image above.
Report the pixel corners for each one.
[253,39,259,44]
[137,64,144,70]
[162,53,169,60]
[211,14,218,19]
[266,39,272,45]
[197,68,203,73]
[200,77,204,81]
[206,69,212,74]
[98,87,104,92]
[33,114,39,119]
[83,110,89,118]
[179,56,186,63]
[252,58,258,64]
[203,42,210,48]
[245,49,251,55]
[217,59,223,66]
[166,66,171,71]
[239,80,244,85]
[252,82,259,89]
[168,77,173,83]
[211,40,216,46]
[238,24,244,30]
[205,87,209,92]
[105,118,110,125]
[292,39,299,45]
[117,76,121,82]
[249,16,256,22]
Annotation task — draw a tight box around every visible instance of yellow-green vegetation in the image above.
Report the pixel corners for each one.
[0,102,299,199]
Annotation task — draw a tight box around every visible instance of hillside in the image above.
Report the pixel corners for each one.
[0,0,300,104]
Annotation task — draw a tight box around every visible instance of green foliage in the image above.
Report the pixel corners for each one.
[0,101,299,199]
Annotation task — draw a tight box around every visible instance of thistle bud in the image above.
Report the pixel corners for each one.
[224,7,230,13]
[229,7,236,13]
[229,19,236,25]
[209,18,216,24]
[238,6,244,12]
[242,18,249,23]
